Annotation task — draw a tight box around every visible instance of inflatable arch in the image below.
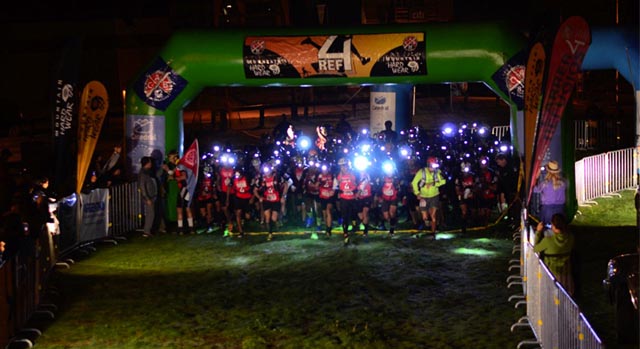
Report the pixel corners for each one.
[124,22,526,171]
[125,22,638,173]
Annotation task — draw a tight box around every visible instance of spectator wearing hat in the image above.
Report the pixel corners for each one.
[533,160,567,225]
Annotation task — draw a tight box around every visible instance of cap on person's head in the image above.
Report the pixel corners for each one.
[546,160,560,173]
[495,153,507,161]
[337,158,347,166]
[427,156,437,164]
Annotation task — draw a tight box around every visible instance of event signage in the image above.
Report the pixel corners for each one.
[78,189,109,243]
[243,33,426,79]
[523,42,546,195]
[134,57,188,111]
[77,81,109,193]
[491,50,526,110]
[126,114,166,174]
[528,16,591,204]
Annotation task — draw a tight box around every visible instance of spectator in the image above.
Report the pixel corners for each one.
[534,213,575,295]
[380,120,398,144]
[138,156,157,238]
[273,114,292,142]
[533,160,566,225]
[495,153,519,220]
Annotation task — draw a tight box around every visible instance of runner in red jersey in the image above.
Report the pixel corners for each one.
[232,168,252,237]
[254,164,289,241]
[336,158,357,245]
[355,162,373,238]
[317,162,336,237]
[380,161,400,237]
[218,158,235,233]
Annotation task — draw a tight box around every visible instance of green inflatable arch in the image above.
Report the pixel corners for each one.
[125,21,525,170]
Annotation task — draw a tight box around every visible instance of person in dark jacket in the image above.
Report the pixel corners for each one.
[138,156,158,237]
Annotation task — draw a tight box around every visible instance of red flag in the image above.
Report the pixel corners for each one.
[527,17,591,205]
[178,139,199,202]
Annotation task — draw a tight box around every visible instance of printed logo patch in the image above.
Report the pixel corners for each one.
[134,57,187,111]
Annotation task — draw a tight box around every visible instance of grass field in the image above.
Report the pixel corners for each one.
[25,191,639,349]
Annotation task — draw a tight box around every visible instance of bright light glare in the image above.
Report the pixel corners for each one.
[500,145,508,152]
[435,233,455,240]
[382,160,394,175]
[354,156,369,171]
[297,136,311,150]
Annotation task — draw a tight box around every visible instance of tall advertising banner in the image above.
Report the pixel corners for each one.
[527,17,591,205]
[523,42,546,197]
[52,39,81,196]
[76,81,109,193]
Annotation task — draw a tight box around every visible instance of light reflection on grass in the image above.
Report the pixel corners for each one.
[453,247,497,256]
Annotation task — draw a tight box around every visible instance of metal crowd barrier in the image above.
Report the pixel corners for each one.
[108,181,142,237]
[574,147,637,206]
[509,224,604,349]
[1,181,142,348]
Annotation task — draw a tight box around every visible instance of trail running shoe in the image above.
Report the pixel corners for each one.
[343,233,350,246]
[267,233,273,241]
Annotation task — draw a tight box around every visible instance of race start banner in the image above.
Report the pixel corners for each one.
[243,33,426,79]
[77,81,109,193]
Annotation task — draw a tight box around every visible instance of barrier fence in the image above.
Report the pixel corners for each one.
[574,147,637,206]
[0,182,142,348]
[509,223,604,349]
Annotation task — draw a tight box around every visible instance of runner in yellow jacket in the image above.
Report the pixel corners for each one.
[411,157,446,235]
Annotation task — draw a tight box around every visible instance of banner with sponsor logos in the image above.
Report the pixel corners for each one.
[52,38,81,196]
[243,33,426,79]
[527,16,591,205]
[126,114,166,175]
[77,81,109,193]
[78,188,109,243]
[133,57,188,111]
[491,49,526,110]
[523,42,546,196]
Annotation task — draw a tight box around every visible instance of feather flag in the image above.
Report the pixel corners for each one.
[178,139,199,203]
[77,81,109,193]
[523,42,546,198]
[527,16,591,205]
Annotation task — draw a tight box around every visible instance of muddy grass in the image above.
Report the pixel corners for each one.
[27,190,640,349]
[33,227,528,349]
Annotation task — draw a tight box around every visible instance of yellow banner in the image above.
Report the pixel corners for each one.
[77,81,109,193]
